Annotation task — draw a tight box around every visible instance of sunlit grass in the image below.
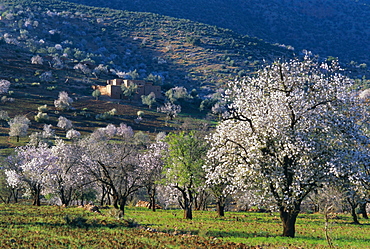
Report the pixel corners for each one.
[125,207,370,248]
[1,204,369,248]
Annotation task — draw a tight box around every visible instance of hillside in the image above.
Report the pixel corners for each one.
[0,0,295,94]
[65,0,370,65]
[0,0,298,152]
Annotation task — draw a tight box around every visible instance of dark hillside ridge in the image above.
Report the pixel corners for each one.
[65,0,370,65]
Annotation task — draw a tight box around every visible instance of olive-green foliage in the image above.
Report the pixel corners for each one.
[34,112,49,123]
[37,105,48,113]
[141,92,156,109]
[121,84,138,100]
[162,131,208,188]
[95,108,117,120]
[92,89,101,100]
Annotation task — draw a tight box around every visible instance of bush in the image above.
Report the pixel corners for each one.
[38,105,48,112]
[34,112,49,122]
[95,112,113,120]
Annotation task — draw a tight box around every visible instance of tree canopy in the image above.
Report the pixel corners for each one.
[206,56,370,237]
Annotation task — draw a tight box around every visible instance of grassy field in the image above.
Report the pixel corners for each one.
[1,204,369,248]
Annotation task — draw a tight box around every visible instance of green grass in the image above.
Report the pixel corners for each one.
[126,208,370,248]
[1,204,370,248]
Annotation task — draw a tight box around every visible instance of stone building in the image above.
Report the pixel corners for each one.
[94,79,162,100]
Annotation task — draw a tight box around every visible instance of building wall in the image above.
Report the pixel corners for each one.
[107,85,123,99]
[98,79,162,100]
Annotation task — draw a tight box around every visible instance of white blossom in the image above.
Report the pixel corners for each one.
[205,56,370,237]
[57,116,73,130]
[0,80,10,94]
[54,91,73,110]
[66,129,81,140]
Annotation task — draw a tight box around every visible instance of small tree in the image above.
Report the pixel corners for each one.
[57,116,73,130]
[31,55,43,65]
[92,89,101,100]
[38,105,48,113]
[0,110,9,126]
[66,129,81,140]
[5,144,58,206]
[81,134,144,215]
[145,73,163,85]
[117,123,134,139]
[162,131,208,219]
[121,83,137,101]
[141,92,156,108]
[8,115,31,142]
[165,86,191,104]
[73,63,91,75]
[28,124,55,147]
[54,91,73,111]
[34,112,49,123]
[93,64,108,78]
[141,137,168,211]
[39,71,53,83]
[157,102,181,121]
[203,155,235,217]
[0,80,10,95]
[128,69,139,80]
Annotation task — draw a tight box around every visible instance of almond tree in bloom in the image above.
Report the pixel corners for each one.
[66,129,81,140]
[0,79,11,94]
[54,91,73,111]
[157,102,181,121]
[5,144,58,206]
[57,116,73,130]
[117,123,134,139]
[8,115,31,142]
[205,56,370,237]
[140,134,168,211]
[49,139,90,206]
[80,132,144,215]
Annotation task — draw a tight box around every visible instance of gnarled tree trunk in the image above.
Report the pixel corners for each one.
[279,207,300,238]
[119,196,127,215]
[147,185,157,212]
[347,198,360,224]
[216,199,225,217]
[184,204,193,220]
[32,184,42,206]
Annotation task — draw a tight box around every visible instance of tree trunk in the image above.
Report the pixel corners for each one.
[216,200,225,217]
[347,198,360,224]
[184,205,193,219]
[113,194,119,209]
[33,191,41,206]
[149,193,156,212]
[182,194,192,219]
[147,186,156,212]
[119,196,127,216]
[358,202,368,219]
[176,186,193,219]
[32,184,42,206]
[100,186,106,206]
[350,204,360,224]
[60,187,72,206]
[280,207,299,238]
[11,188,19,203]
